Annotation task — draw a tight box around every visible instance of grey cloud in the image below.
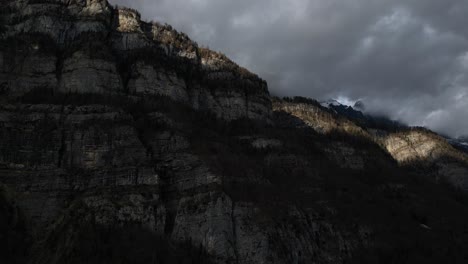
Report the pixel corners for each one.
[110,0,468,137]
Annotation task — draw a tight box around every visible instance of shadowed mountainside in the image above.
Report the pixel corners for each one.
[1,1,468,263]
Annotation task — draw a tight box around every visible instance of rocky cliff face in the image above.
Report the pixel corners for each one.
[273,97,468,192]
[2,1,468,264]
[0,0,271,121]
[379,129,468,190]
[0,100,363,263]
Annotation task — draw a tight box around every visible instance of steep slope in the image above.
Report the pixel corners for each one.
[379,129,468,190]
[449,136,468,154]
[1,1,468,264]
[274,97,468,191]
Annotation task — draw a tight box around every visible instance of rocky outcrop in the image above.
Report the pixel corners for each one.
[377,129,468,190]
[273,99,369,137]
[1,0,112,44]
[126,61,189,101]
[379,129,468,164]
[0,0,271,121]
[274,98,468,189]
[273,99,385,171]
[59,47,124,94]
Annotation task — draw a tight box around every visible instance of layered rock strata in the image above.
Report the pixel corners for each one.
[1,1,468,264]
[0,0,271,121]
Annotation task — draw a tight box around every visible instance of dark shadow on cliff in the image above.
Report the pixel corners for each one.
[32,224,214,264]
[185,110,468,263]
[7,90,468,263]
[0,184,32,264]
[20,198,216,264]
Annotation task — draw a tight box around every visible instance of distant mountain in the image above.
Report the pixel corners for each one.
[353,100,366,111]
[320,99,406,131]
[322,99,468,154]
[448,136,468,154]
[320,99,344,108]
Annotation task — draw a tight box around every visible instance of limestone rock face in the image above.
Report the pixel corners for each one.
[2,1,468,264]
[274,98,468,188]
[379,129,468,190]
[273,100,368,136]
[0,99,368,263]
[115,8,142,33]
[0,38,58,95]
[3,0,112,44]
[381,130,467,164]
[0,104,151,227]
[0,0,271,121]
[198,48,272,121]
[127,61,189,101]
[59,50,123,94]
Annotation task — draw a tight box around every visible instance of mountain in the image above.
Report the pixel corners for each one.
[320,99,345,108]
[278,97,468,185]
[2,1,468,264]
[320,98,406,131]
[323,98,468,156]
[448,136,468,154]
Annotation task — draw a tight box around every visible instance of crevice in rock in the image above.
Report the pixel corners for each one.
[57,128,66,168]
[231,200,240,264]
[114,55,132,95]
[55,50,64,86]
[57,105,68,168]
[158,167,178,236]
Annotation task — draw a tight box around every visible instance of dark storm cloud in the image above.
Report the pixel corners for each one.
[110,0,468,137]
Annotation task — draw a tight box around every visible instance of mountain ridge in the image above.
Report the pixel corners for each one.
[0,0,271,121]
[1,1,468,263]
[320,97,468,155]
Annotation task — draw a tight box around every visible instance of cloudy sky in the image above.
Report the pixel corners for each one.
[110,0,468,137]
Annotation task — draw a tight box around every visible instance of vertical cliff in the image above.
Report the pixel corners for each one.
[0,0,271,121]
[2,1,468,264]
